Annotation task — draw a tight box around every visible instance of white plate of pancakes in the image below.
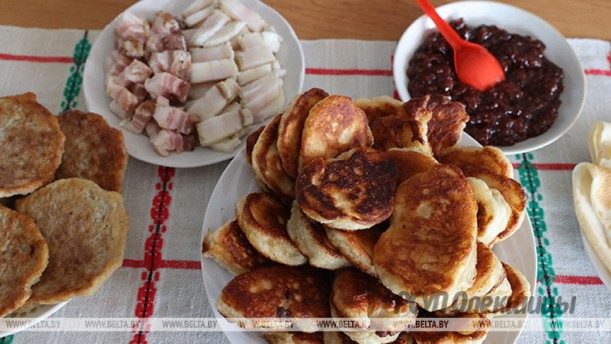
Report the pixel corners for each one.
[200,131,538,344]
[83,0,305,168]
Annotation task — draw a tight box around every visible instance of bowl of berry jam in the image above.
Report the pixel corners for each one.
[393,1,585,154]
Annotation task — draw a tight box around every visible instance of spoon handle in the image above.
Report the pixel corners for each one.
[415,0,463,48]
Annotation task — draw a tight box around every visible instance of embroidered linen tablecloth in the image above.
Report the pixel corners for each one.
[0,25,610,344]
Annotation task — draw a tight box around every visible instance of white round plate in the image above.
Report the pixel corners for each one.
[84,0,305,168]
[579,229,611,290]
[200,134,537,344]
[0,302,68,338]
[393,1,586,155]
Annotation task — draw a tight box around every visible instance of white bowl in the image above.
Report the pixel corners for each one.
[393,1,585,155]
[84,0,304,168]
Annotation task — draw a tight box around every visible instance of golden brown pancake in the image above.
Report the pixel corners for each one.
[299,95,373,172]
[435,242,506,316]
[326,224,386,277]
[354,95,403,124]
[331,268,418,344]
[202,219,269,275]
[56,110,128,192]
[406,94,468,157]
[264,332,324,344]
[462,167,526,245]
[15,178,129,304]
[278,88,329,178]
[0,93,65,197]
[371,95,467,157]
[489,262,531,317]
[252,114,295,202]
[370,111,430,154]
[410,313,490,344]
[246,125,265,166]
[236,192,306,266]
[286,201,351,270]
[467,177,512,246]
[439,146,514,179]
[295,147,397,230]
[373,164,478,311]
[216,265,330,330]
[384,147,438,185]
[0,205,48,317]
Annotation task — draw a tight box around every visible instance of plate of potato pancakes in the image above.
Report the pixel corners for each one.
[201,89,537,344]
[0,93,129,336]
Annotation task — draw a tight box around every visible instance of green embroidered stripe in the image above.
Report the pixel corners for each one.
[0,335,14,344]
[60,30,91,112]
[517,153,565,344]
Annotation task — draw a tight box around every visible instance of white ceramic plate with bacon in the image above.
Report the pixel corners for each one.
[83,0,304,168]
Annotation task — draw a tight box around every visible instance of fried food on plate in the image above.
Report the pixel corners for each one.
[202,219,269,275]
[467,177,512,246]
[15,178,129,304]
[286,201,351,270]
[0,205,48,317]
[331,268,418,344]
[462,167,526,246]
[251,114,294,202]
[326,224,386,277]
[435,242,509,316]
[383,147,438,185]
[407,94,468,157]
[439,146,514,179]
[296,147,397,230]
[0,93,65,197]
[354,95,403,124]
[278,88,329,178]
[299,95,373,172]
[56,110,128,192]
[216,265,330,330]
[236,192,306,266]
[373,164,478,311]
[370,95,468,157]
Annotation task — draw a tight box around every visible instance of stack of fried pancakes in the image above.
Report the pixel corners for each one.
[203,89,531,344]
[0,93,129,317]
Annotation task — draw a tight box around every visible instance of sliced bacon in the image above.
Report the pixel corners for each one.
[120,59,153,84]
[109,100,131,120]
[182,0,215,18]
[169,50,192,80]
[219,0,266,32]
[148,51,191,80]
[127,100,156,134]
[184,4,215,27]
[118,39,145,58]
[190,43,234,63]
[188,78,240,121]
[188,10,231,46]
[153,105,194,135]
[144,72,190,104]
[115,12,149,43]
[151,11,181,36]
[129,83,149,103]
[163,34,187,51]
[149,51,172,74]
[106,77,139,113]
[150,129,181,156]
[106,51,134,76]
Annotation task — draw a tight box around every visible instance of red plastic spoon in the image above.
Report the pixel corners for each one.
[415,0,505,91]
